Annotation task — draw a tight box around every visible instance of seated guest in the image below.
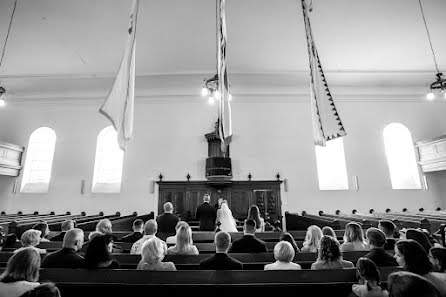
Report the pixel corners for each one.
[406,228,433,253]
[0,248,40,297]
[311,235,354,269]
[41,228,85,268]
[167,225,198,255]
[50,220,74,242]
[279,232,300,253]
[378,220,397,250]
[95,219,118,242]
[19,282,61,297]
[137,237,176,271]
[247,205,265,232]
[120,219,144,243]
[0,234,18,251]
[166,221,189,244]
[131,219,158,255]
[301,225,323,253]
[14,230,46,254]
[84,234,119,269]
[264,241,301,270]
[32,222,50,242]
[156,202,180,236]
[387,271,441,297]
[429,247,446,272]
[394,240,446,296]
[229,219,268,253]
[340,222,369,252]
[364,228,398,267]
[79,231,102,253]
[200,231,243,270]
[352,257,389,297]
[322,226,338,239]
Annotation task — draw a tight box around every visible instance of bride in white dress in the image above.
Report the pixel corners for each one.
[216,201,238,232]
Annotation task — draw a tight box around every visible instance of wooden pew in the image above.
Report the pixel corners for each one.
[319,211,373,229]
[0,250,377,270]
[32,267,401,297]
[285,212,342,230]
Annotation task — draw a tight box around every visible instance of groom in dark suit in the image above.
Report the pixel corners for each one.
[195,194,217,231]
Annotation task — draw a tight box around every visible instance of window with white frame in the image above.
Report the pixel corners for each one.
[20,127,57,193]
[315,137,349,190]
[92,126,124,193]
[383,123,421,189]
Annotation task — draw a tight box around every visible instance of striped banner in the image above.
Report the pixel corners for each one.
[99,0,139,151]
[217,0,232,153]
[302,0,346,146]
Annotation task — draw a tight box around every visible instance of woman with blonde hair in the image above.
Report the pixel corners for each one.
[301,225,323,253]
[340,222,369,252]
[14,230,46,254]
[264,241,301,270]
[247,205,265,232]
[137,237,176,271]
[167,225,199,255]
[166,221,190,244]
[0,248,41,297]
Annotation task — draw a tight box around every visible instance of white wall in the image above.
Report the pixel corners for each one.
[0,95,445,216]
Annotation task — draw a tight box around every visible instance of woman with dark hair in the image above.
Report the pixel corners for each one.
[352,258,388,297]
[311,235,354,269]
[0,248,40,297]
[429,246,446,273]
[32,222,50,242]
[405,228,433,253]
[19,282,61,297]
[279,232,299,253]
[394,240,446,296]
[84,234,119,269]
[387,271,441,297]
[247,205,265,232]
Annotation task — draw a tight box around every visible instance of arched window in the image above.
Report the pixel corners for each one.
[20,127,57,193]
[314,138,349,190]
[383,123,421,189]
[92,126,124,193]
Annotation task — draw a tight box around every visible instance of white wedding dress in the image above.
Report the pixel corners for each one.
[216,203,238,232]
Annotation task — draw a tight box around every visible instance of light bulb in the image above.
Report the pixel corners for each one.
[213,90,221,99]
[426,92,435,101]
[228,93,232,101]
[201,87,209,97]
[0,99,5,107]
[208,96,215,105]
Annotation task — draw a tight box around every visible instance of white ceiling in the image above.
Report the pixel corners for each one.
[0,0,445,99]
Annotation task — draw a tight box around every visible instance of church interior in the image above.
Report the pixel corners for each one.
[0,0,445,295]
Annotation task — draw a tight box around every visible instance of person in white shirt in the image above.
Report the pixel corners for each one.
[130,219,158,255]
[264,241,301,270]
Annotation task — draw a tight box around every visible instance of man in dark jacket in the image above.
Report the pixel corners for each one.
[364,227,398,267]
[50,220,75,241]
[42,228,85,268]
[120,219,144,243]
[200,231,243,270]
[229,219,268,253]
[196,194,217,231]
[156,202,180,234]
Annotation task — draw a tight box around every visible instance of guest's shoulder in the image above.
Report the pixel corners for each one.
[341,259,354,267]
